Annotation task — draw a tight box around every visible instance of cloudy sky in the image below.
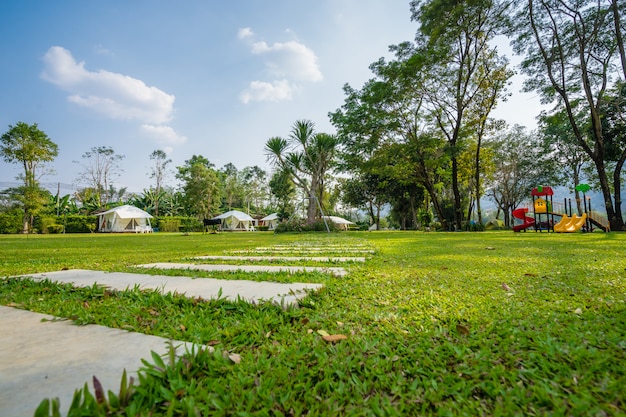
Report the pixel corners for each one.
[0,1,543,194]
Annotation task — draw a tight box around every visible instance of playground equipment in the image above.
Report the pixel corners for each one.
[531,186,555,231]
[553,213,588,232]
[512,207,535,232]
[512,184,608,233]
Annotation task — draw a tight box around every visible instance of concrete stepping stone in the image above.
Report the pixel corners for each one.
[17,269,323,307]
[136,262,348,277]
[232,248,374,254]
[0,305,195,417]
[192,255,366,263]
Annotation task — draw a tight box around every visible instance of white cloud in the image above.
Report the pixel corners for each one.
[41,46,175,124]
[251,40,323,82]
[238,29,322,103]
[237,27,254,39]
[239,79,298,104]
[140,124,187,147]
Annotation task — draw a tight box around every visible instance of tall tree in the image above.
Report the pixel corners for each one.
[268,169,296,219]
[511,0,626,230]
[75,146,124,208]
[331,54,452,229]
[176,156,221,218]
[538,107,590,213]
[241,165,268,213]
[220,163,244,210]
[149,149,171,216]
[410,0,512,230]
[486,125,549,227]
[1,122,58,233]
[265,120,338,222]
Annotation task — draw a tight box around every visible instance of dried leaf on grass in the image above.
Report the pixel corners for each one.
[223,351,242,364]
[456,324,470,336]
[317,329,330,337]
[322,334,348,343]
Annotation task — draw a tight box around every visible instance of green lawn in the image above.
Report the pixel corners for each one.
[1,231,625,416]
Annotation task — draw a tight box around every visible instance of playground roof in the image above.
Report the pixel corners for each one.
[531,186,554,197]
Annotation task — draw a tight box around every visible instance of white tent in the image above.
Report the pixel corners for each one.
[97,205,153,233]
[323,215,356,231]
[213,210,255,231]
[260,213,280,230]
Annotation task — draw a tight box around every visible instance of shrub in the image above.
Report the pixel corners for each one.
[156,217,203,233]
[157,218,181,232]
[274,219,338,233]
[35,217,59,234]
[463,221,485,232]
[0,210,22,234]
[65,215,97,233]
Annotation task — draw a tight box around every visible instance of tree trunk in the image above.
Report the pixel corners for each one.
[22,215,29,234]
[307,189,317,223]
[451,158,463,230]
[474,141,483,224]
[592,158,620,230]
[611,149,626,230]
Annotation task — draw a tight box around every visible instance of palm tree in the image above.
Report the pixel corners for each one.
[265,120,338,222]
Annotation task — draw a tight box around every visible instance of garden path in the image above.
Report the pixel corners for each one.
[2,242,370,416]
[19,269,323,306]
[135,262,348,277]
[0,305,195,417]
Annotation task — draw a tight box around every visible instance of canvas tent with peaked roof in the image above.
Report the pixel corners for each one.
[323,215,356,231]
[212,210,255,231]
[260,213,280,230]
[97,205,153,233]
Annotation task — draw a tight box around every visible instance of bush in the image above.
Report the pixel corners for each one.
[65,215,97,233]
[157,218,181,232]
[156,217,203,233]
[274,219,338,233]
[35,217,60,234]
[463,221,485,232]
[0,210,22,234]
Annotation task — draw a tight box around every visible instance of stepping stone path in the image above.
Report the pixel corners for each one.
[232,247,375,254]
[20,269,322,306]
[0,305,195,417]
[2,239,374,417]
[193,255,366,262]
[136,262,348,277]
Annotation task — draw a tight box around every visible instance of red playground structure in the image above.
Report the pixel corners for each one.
[512,186,556,232]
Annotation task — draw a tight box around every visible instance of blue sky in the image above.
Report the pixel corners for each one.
[0,1,543,194]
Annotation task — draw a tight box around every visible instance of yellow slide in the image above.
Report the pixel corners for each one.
[554,213,587,233]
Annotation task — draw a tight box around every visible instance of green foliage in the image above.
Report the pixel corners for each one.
[0,209,22,234]
[176,155,222,218]
[274,219,337,233]
[462,221,485,232]
[35,217,63,234]
[265,120,339,223]
[64,215,97,233]
[35,370,135,417]
[156,217,181,232]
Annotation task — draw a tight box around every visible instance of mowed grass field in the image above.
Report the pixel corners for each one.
[1,231,625,416]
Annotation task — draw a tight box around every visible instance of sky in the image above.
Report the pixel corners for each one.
[0,0,545,195]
